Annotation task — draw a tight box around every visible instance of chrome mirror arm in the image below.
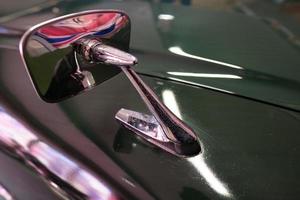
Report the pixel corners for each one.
[119,67,201,156]
[73,38,201,157]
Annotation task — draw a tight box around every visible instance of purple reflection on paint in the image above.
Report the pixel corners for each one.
[0,108,119,200]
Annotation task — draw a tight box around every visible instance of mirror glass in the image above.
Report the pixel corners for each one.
[21,11,131,102]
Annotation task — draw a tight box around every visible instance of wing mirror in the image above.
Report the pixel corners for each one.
[20,10,201,157]
[20,10,132,102]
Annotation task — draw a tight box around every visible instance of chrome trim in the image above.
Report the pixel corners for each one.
[73,38,201,157]
[74,38,137,66]
[19,9,127,101]
[0,109,120,200]
[118,67,201,157]
[115,108,170,143]
[19,10,201,157]
[0,183,14,200]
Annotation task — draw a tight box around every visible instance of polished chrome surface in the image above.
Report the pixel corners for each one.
[119,67,201,157]
[116,108,170,142]
[3,1,300,199]
[20,10,129,102]
[19,8,201,157]
[0,108,120,200]
[0,183,14,200]
[73,36,201,156]
[116,108,202,156]
[74,38,137,66]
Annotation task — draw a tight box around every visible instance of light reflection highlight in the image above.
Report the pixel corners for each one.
[0,111,37,150]
[158,14,175,21]
[0,183,14,200]
[162,89,182,119]
[168,46,243,69]
[0,108,118,200]
[159,89,232,197]
[188,155,232,197]
[168,77,234,94]
[167,72,242,79]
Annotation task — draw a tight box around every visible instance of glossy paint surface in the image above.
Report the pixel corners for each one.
[4,0,300,110]
[0,0,299,199]
[0,47,299,199]
[131,2,300,111]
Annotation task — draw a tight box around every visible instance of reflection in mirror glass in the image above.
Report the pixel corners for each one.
[21,11,131,102]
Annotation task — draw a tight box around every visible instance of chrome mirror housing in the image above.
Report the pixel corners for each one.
[20,10,201,157]
[20,10,131,102]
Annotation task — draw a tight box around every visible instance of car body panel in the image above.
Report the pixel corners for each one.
[0,0,300,199]
[2,0,300,110]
